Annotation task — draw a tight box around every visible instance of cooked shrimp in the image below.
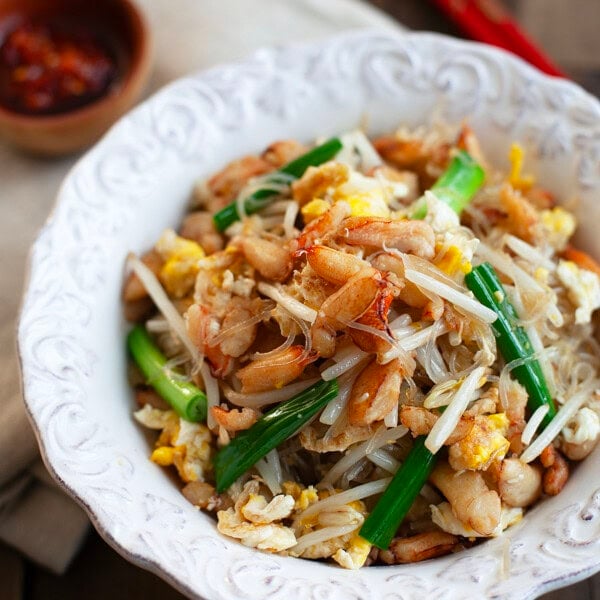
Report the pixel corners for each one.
[293,201,351,251]
[430,461,501,536]
[561,437,598,461]
[218,297,264,358]
[379,531,459,564]
[348,359,403,426]
[207,155,273,205]
[180,211,224,255]
[211,405,258,432]
[236,345,317,393]
[503,379,528,453]
[373,134,450,186]
[370,252,441,318]
[373,135,427,170]
[240,236,292,282]
[400,406,473,445]
[311,267,384,357]
[187,303,233,377]
[349,286,396,357]
[496,458,542,508]
[305,245,368,286]
[123,249,163,302]
[525,187,555,210]
[540,446,570,496]
[339,217,435,259]
[300,423,377,453]
[262,140,307,168]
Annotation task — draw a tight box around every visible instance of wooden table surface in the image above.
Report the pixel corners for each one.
[5,1,600,599]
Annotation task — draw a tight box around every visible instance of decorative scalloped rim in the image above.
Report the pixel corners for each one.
[18,30,600,600]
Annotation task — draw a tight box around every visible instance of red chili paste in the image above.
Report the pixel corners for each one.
[0,20,116,114]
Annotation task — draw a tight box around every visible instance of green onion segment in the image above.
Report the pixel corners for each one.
[213,137,343,232]
[127,324,207,422]
[359,436,437,549]
[465,262,556,427]
[412,150,485,219]
[213,378,339,492]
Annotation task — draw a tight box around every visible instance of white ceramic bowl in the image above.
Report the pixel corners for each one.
[18,30,600,599]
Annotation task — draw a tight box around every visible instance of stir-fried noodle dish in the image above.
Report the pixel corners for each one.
[123,124,600,568]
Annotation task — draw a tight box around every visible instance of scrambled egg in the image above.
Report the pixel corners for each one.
[562,407,600,445]
[218,507,297,551]
[282,481,319,511]
[534,266,550,285]
[508,143,534,191]
[540,207,576,251]
[424,190,460,233]
[334,172,393,217]
[217,480,297,552]
[418,191,480,278]
[241,493,295,524]
[155,228,205,298]
[448,413,510,471]
[556,259,600,324]
[135,405,213,483]
[344,193,390,219]
[435,245,473,276]
[291,502,366,559]
[431,501,522,538]
[286,494,368,568]
[301,198,331,222]
[134,404,177,430]
[301,171,394,222]
[332,534,372,570]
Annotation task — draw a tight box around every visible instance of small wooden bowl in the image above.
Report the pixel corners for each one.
[0,0,152,155]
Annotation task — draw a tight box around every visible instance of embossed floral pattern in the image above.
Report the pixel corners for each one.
[18,31,600,599]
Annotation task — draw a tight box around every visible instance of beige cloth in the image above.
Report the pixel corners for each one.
[0,0,400,574]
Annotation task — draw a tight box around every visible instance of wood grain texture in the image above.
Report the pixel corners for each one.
[14,1,600,599]
[0,542,24,600]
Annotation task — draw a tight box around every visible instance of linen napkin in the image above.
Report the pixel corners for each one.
[3,0,402,574]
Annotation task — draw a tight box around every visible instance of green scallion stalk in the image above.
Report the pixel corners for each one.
[359,436,437,549]
[127,324,207,422]
[465,262,556,427]
[411,150,485,219]
[213,137,343,232]
[214,378,338,492]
